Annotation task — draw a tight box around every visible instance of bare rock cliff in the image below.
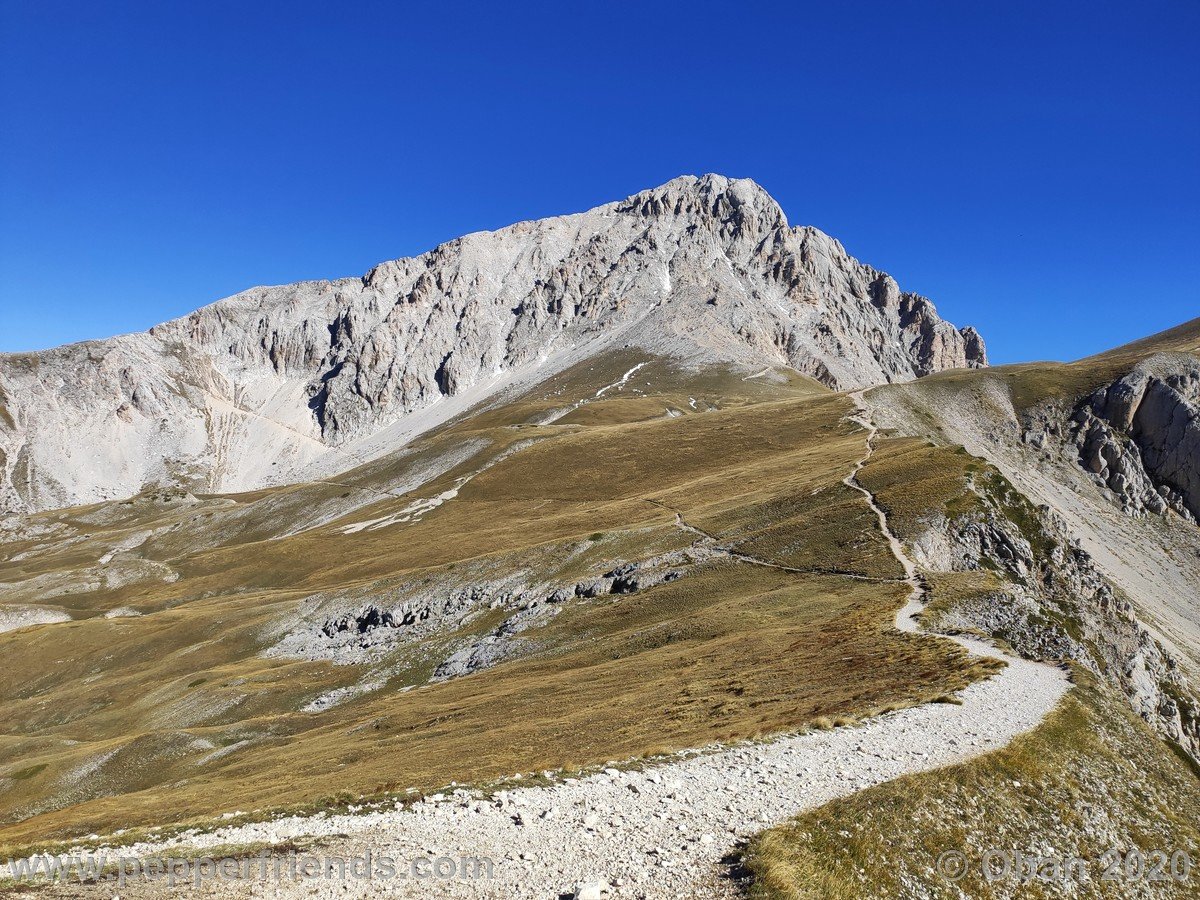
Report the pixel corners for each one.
[1072,354,1200,520]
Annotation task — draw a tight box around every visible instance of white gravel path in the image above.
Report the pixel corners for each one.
[33,398,1071,899]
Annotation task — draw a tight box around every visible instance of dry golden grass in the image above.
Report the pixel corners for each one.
[896,315,1200,416]
[746,674,1200,900]
[0,355,991,851]
[851,436,981,541]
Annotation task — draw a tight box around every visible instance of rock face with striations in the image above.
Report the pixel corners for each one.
[1072,354,1200,520]
[0,175,985,513]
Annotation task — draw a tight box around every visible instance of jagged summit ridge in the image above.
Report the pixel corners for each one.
[0,174,985,512]
[152,174,983,442]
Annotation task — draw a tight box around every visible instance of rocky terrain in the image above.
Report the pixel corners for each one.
[2,179,1199,899]
[0,174,984,513]
[862,321,1200,762]
[1069,354,1199,520]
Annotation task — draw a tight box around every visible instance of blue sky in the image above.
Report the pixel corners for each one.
[1,1,1196,363]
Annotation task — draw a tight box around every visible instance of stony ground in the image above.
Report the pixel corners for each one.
[24,650,1067,899]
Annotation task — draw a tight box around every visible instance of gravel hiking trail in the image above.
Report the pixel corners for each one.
[33,395,1070,899]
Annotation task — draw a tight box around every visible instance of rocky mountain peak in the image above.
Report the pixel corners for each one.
[1,175,986,512]
[613,174,788,236]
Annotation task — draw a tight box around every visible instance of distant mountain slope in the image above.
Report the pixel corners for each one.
[0,174,984,513]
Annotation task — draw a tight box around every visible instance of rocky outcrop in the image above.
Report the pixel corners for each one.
[267,544,708,675]
[1070,354,1200,520]
[915,473,1200,762]
[0,175,984,513]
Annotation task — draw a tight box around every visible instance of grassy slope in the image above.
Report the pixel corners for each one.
[0,355,993,852]
[901,316,1200,415]
[748,674,1200,900]
[749,435,1200,898]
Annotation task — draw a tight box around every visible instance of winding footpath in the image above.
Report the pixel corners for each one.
[33,396,1071,899]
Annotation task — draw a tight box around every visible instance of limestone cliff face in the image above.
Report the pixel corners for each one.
[0,175,985,512]
[1073,354,1200,520]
